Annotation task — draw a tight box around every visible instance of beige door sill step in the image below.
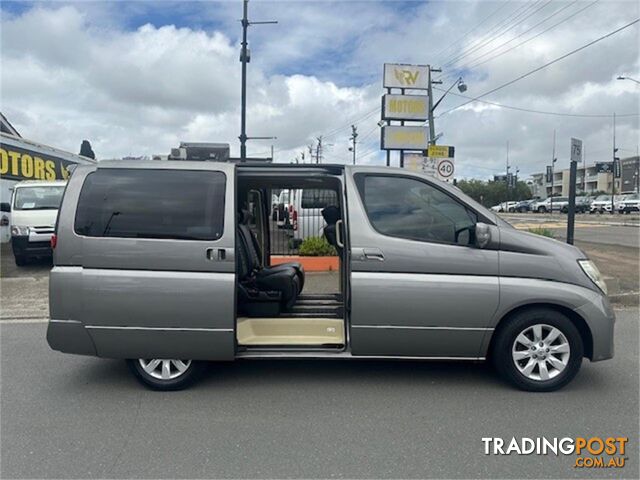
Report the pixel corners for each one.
[237,317,345,346]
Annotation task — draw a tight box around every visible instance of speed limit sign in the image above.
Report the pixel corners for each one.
[437,159,454,180]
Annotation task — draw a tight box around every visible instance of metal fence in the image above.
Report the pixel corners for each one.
[268,188,338,255]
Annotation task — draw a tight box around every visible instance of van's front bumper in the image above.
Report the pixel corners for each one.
[574,293,615,362]
[11,235,52,257]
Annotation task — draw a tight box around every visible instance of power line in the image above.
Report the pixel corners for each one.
[432,86,639,118]
[437,1,536,65]
[458,0,583,71]
[431,0,514,63]
[439,18,640,116]
[461,0,601,72]
[441,0,551,68]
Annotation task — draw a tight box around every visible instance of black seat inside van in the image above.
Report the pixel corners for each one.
[322,206,342,255]
[237,212,303,316]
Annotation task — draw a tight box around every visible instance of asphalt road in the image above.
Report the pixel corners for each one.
[500,214,640,248]
[1,310,638,479]
[549,225,639,248]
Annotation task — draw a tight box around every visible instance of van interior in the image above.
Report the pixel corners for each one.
[235,168,346,351]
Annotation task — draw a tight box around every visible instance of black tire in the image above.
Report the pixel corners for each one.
[537,206,546,213]
[127,359,204,391]
[561,206,568,214]
[14,254,27,266]
[491,308,583,392]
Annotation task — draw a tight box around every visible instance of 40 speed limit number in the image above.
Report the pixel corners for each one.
[437,159,454,180]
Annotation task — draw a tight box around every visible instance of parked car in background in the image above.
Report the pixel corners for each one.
[614,194,632,212]
[618,193,640,214]
[514,199,536,212]
[490,201,518,212]
[10,180,66,265]
[1,202,10,244]
[575,196,593,213]
[590,195,612,214]
[532,197,569,213]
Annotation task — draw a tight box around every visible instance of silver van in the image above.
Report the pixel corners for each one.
[47,161,614,392]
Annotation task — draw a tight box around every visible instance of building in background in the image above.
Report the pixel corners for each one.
[529,156,639,198]
[0,114,97,205]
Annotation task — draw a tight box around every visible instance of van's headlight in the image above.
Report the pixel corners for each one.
[10,226,30,236]
[578,259,607,294]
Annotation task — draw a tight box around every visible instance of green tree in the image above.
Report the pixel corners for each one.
[79,140,95,159]
[457,179,532,207]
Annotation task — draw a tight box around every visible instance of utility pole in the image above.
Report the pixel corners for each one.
[550,130,557,215]
[636,145,639,193]
[612,112,618,214]
[349,125,358,165]
[239,0,277,161]
[427,66,442,145]
[315,136,323,164]
[506,141,510,203]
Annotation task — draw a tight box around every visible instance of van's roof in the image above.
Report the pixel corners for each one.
[90,159,411,174]
[13,180,67,188]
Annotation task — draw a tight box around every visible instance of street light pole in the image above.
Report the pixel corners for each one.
[617,75,640,84]
[428,70,466,146]
[239,0,277,161]
[239,0,249,161]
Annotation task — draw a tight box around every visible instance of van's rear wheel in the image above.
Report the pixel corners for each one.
[492,309,583,392]
[127,358,202,390]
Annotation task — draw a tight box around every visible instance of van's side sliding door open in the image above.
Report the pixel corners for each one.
[53,162,237,361]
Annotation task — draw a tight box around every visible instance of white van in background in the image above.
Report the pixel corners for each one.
[291,188,338,245]
[10,180,66,265]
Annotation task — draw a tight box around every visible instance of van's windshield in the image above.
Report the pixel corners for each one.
[13,186,65,211]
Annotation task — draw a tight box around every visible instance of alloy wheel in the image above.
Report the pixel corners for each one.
[511,324,570,381]
[138,359,192,380]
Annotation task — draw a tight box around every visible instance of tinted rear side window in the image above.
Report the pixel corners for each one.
[74,169,225,240]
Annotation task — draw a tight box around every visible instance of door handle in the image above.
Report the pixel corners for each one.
[206,248,226,261]
[363,248,384,261]
[335,219,344,248]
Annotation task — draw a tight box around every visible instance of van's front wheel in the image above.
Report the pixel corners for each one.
[127,358,202,390]
[492,309,583,392]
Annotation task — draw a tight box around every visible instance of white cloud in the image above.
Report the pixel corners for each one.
[0,1,638,180]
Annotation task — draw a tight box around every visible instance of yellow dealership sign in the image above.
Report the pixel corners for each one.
[381,126,429,151]
[0,144,74,181]
[382,94,429,121]
[383,63,430,90]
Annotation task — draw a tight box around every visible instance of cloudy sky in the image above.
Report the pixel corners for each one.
[1,0,638,179]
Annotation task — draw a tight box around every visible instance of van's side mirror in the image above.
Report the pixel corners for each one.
[0,202,10,213]
[475,223,491,249]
